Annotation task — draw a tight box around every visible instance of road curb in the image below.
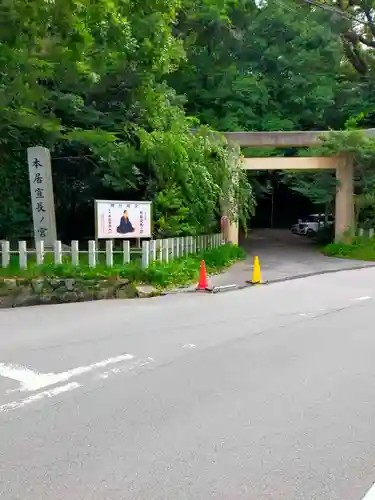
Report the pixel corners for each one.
[163,262,375,296]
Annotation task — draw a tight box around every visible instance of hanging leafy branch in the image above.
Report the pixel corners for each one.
[0,0,254,239]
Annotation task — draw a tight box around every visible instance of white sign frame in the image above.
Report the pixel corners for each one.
[95,200,152,239]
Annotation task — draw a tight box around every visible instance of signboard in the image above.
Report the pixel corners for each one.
[95,200,152,239]
[27,146,57,247]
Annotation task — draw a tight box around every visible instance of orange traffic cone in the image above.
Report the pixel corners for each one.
[197,260,209,290]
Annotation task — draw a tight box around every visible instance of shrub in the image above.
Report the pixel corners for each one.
[0,244,246,288]
[323,236,375,261]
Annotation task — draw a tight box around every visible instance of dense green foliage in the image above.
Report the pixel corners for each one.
[169,0,375,222]
[3,0,375,240]
[171,0,350,132]
[0,0,253,240]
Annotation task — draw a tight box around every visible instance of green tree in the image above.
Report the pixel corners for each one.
[299,0,375,76]
[169,0,363,214]
[171,0,351,132]
[0,0,253,240]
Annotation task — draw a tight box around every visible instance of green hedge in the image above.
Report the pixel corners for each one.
[0,244,246,288]
[323,237,375,261]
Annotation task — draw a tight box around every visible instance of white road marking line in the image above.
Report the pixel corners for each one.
[0,354,134,392]
[361,483,375,500]
[0,364,49,392]
[354,296,372,301]
[0,382,81,413]
[99,357,154,380]
[182,344,196,349]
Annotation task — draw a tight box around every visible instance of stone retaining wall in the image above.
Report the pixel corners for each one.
[0,277,159,308]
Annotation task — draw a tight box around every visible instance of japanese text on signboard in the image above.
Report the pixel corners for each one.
[31,157,48,238]
[27,146,57,246]
[95,200,151,239]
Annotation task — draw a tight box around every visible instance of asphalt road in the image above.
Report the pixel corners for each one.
[1,268,375,499]
[207,229,375,288]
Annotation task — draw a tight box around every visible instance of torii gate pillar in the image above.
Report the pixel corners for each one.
[227,220,239,246]
[335,156,355,242]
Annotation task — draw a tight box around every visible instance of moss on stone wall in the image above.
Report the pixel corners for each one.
[0,277,159,308]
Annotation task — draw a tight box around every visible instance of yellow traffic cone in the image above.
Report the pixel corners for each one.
[249,255,263,284]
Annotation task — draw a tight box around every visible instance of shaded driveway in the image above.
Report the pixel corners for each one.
[209,229,375,288]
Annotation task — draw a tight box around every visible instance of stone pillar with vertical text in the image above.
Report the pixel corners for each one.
[27,146,57,247]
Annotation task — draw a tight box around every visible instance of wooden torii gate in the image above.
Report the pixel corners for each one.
[222,130,375,245]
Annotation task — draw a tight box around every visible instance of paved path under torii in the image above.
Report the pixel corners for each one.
[199,229,375,290]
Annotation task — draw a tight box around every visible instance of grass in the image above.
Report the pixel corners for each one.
[0,244,246,288]
[2,246,142,268]
[323,236,375,261]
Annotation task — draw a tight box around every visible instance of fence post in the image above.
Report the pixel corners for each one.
[150,239,156,263]
[180,237,184,257]
[123,240,130,264]
[370,228,374,238]
[36,240,44,265]
[142,240,150,268]
[157,239,163,262]
[1,241,10,268]
[106,240,113,267]
[153,239,158,261]
[359,228,364,237]
[162,239,169,263]
[71,240,79,266]
[88,240,96,267]
[175,237,180,259]
[53,240,62,265]
[196,235,201,252]
[169,238,174,261]
[19,241,27,269]
[192,236,197,254]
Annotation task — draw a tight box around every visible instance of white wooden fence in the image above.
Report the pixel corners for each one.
[0,233,224,269]
[357,228,375,238]
[141,233,224,268]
